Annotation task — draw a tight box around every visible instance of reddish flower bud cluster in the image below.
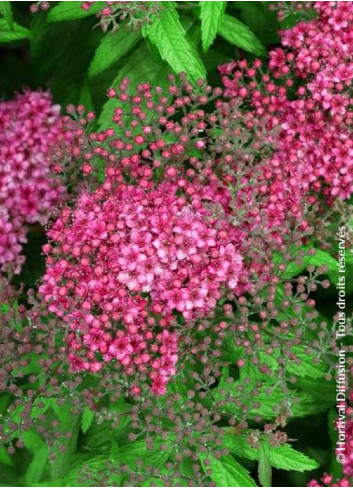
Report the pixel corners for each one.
[0,91,72,273]
[220,1,353,205]
[81,1,164,32]
[29,1,50,13]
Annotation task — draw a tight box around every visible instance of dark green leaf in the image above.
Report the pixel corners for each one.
[199,1,226,52]
[144,4,206,84]
[218,14,266,56]
[48,1,104,22]
[79,79,94,110]
[89,26,141,78]
[0,2,13,29]
[258,440,272,487]
[235,1,280,46]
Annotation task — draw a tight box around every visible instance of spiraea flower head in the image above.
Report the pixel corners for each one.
[0,91,73,273]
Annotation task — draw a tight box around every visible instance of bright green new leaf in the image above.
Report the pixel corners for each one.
[31,398,57,419]
[144,4,206,84]
[48,1,104,22]
[269,444,319,472]
[0,20,30,43]
[49,405,81,480]
[89,26,141,78]
[281,247,339,280]
[40,455,122,487]
[118,439,172,466]
[218,14,266,56]
[200,1,226,52]
[81,407,95,434]
[0,446,14,467]
[0,303,10,314]
[258,441,272,487]
[22,430,49,485]
[286,346,327,379]
[0,2,13,29]
[224,430,319,472]
[201,454,257,487]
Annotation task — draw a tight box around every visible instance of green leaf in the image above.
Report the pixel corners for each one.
[48,1,104,22]
[0,446,14,467]
[235,1,280,46]
[40,455,122,487]
[328,409,338,445]
[294,377,335,404]
[31,398,58,419]
[268,444,319,472]
[258,441,272,487]
[22,431,49,485]
[201,454,257,487]
[224,431,319,472]
[49,405,81,479]
[118,439,172,467]
[218,14,266,56]
[144,4,206,84]
[89,26,141,78]
[0,20,30,43]
[0,2,13,29]
[79,79,94,111]
[281,247,339,281]
[199,1,226,52]
[81,407,95,434]
[286,346,327,379]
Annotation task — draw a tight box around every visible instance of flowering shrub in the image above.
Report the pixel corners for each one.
[0,1,353,488]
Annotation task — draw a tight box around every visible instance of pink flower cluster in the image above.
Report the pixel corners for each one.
[39,176,242,394]
[220,1,353,204]
[0,91,70,273]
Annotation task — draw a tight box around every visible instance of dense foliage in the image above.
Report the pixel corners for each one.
[0,1,353,487]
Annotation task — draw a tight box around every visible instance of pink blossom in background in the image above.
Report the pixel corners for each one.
[0,91,70,273]
[220,1,353,207]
